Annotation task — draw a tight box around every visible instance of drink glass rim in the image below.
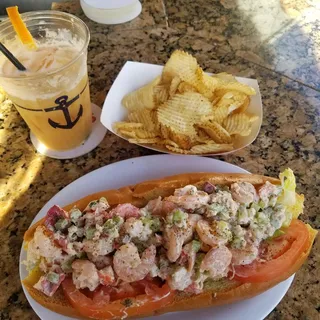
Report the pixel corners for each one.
[0,10,90,81]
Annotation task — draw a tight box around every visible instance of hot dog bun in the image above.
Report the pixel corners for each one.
[22,172,317,319]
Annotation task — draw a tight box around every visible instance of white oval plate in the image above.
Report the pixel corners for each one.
[20,155,293,320]
[100,61,263,156]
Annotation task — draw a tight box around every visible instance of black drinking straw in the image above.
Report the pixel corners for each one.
[0,42,26,71]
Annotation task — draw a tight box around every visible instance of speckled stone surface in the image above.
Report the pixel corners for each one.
[0,0,319,319]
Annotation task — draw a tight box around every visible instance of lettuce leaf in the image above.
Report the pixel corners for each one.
[278,168,296,206]
[287,193,304,220]
[278,169,304,227]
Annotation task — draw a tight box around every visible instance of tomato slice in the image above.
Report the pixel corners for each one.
[62,278,174,320]
[234,220,310,283]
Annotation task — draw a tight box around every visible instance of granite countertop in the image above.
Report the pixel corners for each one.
[0,0,319,319]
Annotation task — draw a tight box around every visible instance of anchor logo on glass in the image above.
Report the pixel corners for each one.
[46,94,83,129]
[15,82,87,129]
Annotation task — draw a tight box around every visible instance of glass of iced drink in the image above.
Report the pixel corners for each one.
[0,11,92,151]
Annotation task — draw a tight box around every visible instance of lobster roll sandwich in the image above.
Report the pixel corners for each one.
[22,169,317,319]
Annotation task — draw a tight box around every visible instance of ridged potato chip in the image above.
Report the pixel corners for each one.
[128,138,161,144]
[166,145,191,154]
[128,110,158,132]
[232,96,250,114]
[169,76,181,97]
[190,143,234,154]
[114,122,144,130]
[160,124,171,139]
[214,78,256,96]
[156,139,180,148]
[154,84,169,105]
[157,92,212,137]
[213,72,237,82]
[206,105,229,124]
[202,73,219,89]
[223,113,257,136]
[162,50,199,84]
[193,67,214,100]
[177,82,197,94]
[118,129,138,139]
[134,129,158,139]
[199,121,232,144]
[196,128,211,143]
[122,76,160,111]
[169,131,194,150]
[215,90,248,112]
[162,51,210,99]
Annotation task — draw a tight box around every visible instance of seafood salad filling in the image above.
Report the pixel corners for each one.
[26,178,293,297]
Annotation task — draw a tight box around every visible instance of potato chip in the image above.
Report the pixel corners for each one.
[118,129,138,139]
[162,50,199,84]
[223,113,254,136]
[249,114,259,123]
[196,128,211,142]
[199,121,232,144]
[156,139,180,148]
[202,73,219,90]
[160,124,171,139]
[113,122,144,130]
[195,138,213,144]
[213,72,236,82]
[157,92,213,137]
[207,105,229,125]
[169,76,181,97]
[134,129,158,139]
[190,143,234,154]
[166,145,191,154]
[154,84,169,105]
[193,67,214,100]
[232,96,250,114]
[169,131,194,150]
[128,110,158,132]
[128,138,161,144]
[122,76,160,111]
[161,51,211,99]
[215,90,249,112]
[177,82,197,94]
[214,79,256,96]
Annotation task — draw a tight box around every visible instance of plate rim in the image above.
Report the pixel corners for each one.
[19,155,292,320]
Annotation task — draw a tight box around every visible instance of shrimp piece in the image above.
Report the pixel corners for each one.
[113,243,156,282]
[196,220,228,247]
[87,253,112,269]
[182,242,196,272]
[72,260,100,291]
[123,217,152,241]
[231,182,257,204]
[168,266,192,291]
[258,181,280,202]
[200,245,232,279]
[166,187,210,211]
[188,214,203,229]
[230,245,259,265]
[162,201,178,215]
[165,224,193,262]
[83,237,115,257]
[32,227,63,262]
[98,265,116,285]
[174,185,198,196]
[144,198,178,217]
[106,204,140,219]
[209,191,239,217]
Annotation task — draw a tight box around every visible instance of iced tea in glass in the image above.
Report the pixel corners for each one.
[0,11,92,151]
